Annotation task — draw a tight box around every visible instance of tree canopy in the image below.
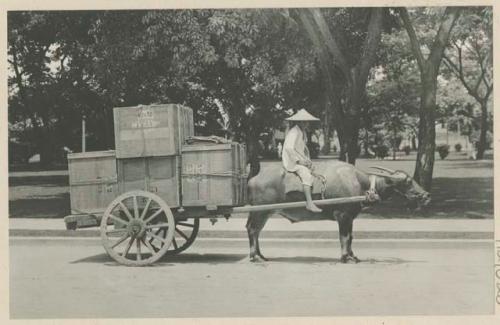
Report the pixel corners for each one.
[8,7,493,188]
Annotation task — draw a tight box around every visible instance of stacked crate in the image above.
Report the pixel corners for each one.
[67,150,118,214]
[181,142,248,207]
[113,104,194,208]
[68,103,249,213]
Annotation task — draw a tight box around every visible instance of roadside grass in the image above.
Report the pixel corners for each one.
[9,152,493,219]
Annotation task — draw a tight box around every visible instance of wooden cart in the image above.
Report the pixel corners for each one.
[66,187,367,267]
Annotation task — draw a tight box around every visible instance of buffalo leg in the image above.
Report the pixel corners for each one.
[255,219,269,261]
[335,211,358,263]
[246,212,270,262]
[346,220,360,263]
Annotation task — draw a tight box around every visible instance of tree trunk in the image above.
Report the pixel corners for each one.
[321,126,331,155]
[338,116,359,164]
[475,102,488,160]
[321,97,331,155]
[337,126,347,162]
[399,7,461,191]
[413,75,437,190]
[346,132,360,164]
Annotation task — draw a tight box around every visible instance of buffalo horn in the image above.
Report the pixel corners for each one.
[370,166,397,174]
[368,171,392,178]
[368,171,405,180]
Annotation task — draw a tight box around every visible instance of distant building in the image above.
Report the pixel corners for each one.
[400,122,472,153]
[435,122,472,150]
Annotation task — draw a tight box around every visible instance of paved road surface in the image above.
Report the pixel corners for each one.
[10,237,494,318]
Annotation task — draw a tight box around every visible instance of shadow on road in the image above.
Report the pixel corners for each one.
[268,256,416,265]
[70,252,247,266]
[70,252,416,266]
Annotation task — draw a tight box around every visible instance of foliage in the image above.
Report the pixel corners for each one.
[454,143,462,152]
[7,8,491,173]
[442,7,492,159]
[403,145,411,155]
[436,144,450,159]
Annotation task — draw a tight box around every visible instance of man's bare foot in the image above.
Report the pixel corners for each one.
[306,204,322,213]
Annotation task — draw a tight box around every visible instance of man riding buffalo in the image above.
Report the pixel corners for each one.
[282,109,322,213]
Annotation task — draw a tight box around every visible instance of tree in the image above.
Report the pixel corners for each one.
[398,7,461,190]
[295,8,387,164]
[442,7,492,159]
[366,30,421,159]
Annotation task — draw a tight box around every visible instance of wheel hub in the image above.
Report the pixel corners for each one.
[127,219,146,238]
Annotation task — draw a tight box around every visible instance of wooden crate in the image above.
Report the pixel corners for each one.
[114,104,194,158]
[181,143,247,207]
[67,150,118,214]
[117,156,180,208]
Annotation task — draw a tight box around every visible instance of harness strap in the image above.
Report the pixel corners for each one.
[366,175,380,203]
[311,170,327,199]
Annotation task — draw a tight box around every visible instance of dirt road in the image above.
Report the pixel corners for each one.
[10,237,494,318]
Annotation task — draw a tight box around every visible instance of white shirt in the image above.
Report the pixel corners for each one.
[282,125,310,172]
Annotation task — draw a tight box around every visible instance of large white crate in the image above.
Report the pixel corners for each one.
[114,104,194,158]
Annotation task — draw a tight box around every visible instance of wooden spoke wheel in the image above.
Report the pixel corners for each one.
[100,190,175,266]
[148,218,199,256]
[163,218,199,256]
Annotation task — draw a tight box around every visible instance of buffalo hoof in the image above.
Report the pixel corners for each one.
[340,254,360,264]
[350,255,361,263]
[257,253,269,261]
[249,255,267,263]
[340,254,349,263]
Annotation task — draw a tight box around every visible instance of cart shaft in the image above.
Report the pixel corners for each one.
[231,195,367,213]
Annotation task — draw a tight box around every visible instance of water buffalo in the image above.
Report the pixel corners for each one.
[246,161,431,263]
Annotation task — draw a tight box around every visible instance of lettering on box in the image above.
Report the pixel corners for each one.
[184,163,206,183]
[131,109,161,128]
[97,183,114,194]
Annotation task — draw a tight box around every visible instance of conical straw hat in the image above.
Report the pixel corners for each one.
[286,109,320,121]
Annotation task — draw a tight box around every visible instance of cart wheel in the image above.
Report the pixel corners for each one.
[148,218,199,256]
[100,190,175,266]
[165,218,199,255]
